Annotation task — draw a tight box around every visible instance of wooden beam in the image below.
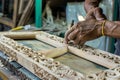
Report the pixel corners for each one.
[0,31,41,39]
[18,0,24,14]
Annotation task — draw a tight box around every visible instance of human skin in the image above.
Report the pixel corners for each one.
[65,0,120,45]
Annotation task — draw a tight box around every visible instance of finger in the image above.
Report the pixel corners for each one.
[64,24,77,44]
[78,35,86,46]
[94,7,106,20]
[73,32,81,45]
[68,29,79,40]
[79,41,85,46]
[86,9,95,20]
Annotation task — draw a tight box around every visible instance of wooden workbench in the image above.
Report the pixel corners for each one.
[18,40,107,75]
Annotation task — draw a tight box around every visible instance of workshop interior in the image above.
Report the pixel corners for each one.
[0,0,120,80]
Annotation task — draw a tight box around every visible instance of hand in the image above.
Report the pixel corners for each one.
[86,7,106,20]
[65,19,102,45]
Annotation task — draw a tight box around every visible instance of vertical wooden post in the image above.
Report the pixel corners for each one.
[35,0,42,28]
[13,0,19,27]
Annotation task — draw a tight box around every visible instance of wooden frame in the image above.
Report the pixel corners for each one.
[0,31,120,80]
[36,32,120,69]
[0,0,19,28]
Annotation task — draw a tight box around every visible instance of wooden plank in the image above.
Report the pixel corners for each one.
[38,47,68,58]
[36,32,66,48]
[13,0,19,27]
[0,31,41,39]
[68,46,118,69]
[24,3,34,25]
[19,0,25,14]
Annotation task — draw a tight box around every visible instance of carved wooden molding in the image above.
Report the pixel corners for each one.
[1,31,120,80]
[36,31,120,80]
[87,65,120,80]
[0,35,84,80]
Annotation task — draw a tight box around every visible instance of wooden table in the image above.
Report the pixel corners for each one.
[18,40,107,75]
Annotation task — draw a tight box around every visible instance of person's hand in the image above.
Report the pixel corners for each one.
[65,19,102,45]
[86,7,106,20]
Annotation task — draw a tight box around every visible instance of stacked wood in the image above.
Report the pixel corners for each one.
[0,0,34,28]
[18,0,34,26]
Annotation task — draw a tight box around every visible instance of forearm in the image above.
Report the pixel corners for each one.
[102,21,120,38]
[84,0,101,13]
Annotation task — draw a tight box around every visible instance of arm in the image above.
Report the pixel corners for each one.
[84,0,106,20]
[65,19,120,45]
[84,0,101,13]
[102,21,120,38]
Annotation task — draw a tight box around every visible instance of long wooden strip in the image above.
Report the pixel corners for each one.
[19,0,25,14]
[13,0,19,27]
[68,46,118,69]
[36,35,65,47]
[0,31,41,39]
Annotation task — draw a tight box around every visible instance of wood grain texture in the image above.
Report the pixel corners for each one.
[0,31,41,39]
